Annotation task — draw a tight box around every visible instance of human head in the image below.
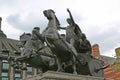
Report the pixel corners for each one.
[66,18,71,24]
[81,33,86,40]
[61,34,66,40]
[34,27,40,30]
[34,27,40,32]
[61,34,65,37]
[32,27,40,35]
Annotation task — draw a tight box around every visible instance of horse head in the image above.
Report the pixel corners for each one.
[43,9,55,20]
[43,9,60,28]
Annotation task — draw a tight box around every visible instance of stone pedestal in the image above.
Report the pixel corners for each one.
[25,71,111,80]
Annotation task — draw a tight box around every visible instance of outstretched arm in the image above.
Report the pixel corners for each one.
[59,27,66,30]
[67,8,75,24]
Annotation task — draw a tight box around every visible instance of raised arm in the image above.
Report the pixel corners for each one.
[67,8,75,24]
[67,8,82,36]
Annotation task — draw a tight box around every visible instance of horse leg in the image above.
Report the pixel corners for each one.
[15,52,31,62]
[13,55,27,69]
[57,58,63,72]
[72,56,77,74]
[70,39,78,74]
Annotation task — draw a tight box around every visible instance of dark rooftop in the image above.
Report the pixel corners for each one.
[101,55,116,65]
[0,17,20,55]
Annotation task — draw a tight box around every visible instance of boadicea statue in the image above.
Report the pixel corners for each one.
[8,9,109,77]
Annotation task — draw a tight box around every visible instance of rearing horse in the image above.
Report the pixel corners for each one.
[43,9,78,73]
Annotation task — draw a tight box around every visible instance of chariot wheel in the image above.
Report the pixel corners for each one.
[88,59,104,77]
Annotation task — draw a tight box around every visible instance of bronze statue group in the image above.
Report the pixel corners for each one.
[8,9,109,77]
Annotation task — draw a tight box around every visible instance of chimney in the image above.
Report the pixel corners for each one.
[0,17,2,30]
[92,44,100,58]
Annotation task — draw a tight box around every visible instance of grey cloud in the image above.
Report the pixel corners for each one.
[88,24,120,55]
[6,13,48,32]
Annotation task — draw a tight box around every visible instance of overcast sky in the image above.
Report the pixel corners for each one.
[0,0,120,57]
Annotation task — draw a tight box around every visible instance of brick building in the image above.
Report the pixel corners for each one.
[92,44,120,80]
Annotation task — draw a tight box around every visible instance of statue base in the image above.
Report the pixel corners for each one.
[25,71,111,80]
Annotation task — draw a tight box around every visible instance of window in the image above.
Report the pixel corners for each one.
[2,63,9,69]
[2,60,9,70]
[2,72,8,80]
[15,73,21,80]
[27,74,32,77]
[2,60,9,80]
[37,69,42,74]
[27,66,33,77]
[1,77,8,80]
[27,67,32,72]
